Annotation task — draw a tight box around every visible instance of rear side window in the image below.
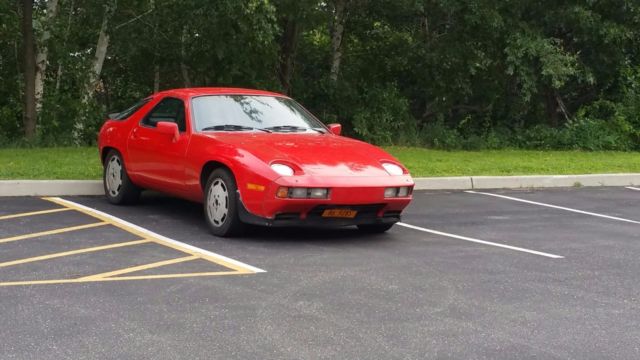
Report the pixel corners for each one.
[141,97,186,132]
[112,98,151,120]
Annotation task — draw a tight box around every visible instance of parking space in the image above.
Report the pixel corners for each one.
[1,187,639,359]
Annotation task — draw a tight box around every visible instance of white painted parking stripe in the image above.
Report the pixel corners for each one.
[466,190,640,225]
[626,187,640,191]
[397,222,564,259]
[48,197,266,273]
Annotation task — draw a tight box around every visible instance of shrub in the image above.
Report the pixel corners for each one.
[351,85,417,146]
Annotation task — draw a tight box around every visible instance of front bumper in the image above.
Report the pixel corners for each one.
[239,175,414,227]
[238,202,403,227]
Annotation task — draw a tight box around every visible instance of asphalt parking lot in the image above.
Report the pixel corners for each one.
[1,187,639,359]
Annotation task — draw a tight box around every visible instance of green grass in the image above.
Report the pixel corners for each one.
[0,147,102,180]
[385,146,640,177]
[0,146,639,180]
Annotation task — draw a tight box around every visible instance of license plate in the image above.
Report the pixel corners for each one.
[321,209,357,218]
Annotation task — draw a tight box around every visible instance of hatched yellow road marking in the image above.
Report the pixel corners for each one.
[0,239,150,268]
[0,207,71,220]
[0,197,263,286]
[0,222,108,244]
[0,271,243,287]
[43,197,253,273]
[81,255,199,280]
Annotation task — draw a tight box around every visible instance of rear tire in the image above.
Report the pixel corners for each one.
[357,223,394,233]
[204,168,244,237]
[103,150,140,205]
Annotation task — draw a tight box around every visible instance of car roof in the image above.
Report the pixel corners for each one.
[153,87,288,99]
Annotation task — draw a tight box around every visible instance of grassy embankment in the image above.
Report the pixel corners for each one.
[1,146,639,179]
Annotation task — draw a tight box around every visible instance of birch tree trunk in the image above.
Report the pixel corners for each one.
[75,0,116,143]
[22,0,37,138]
[34,0,59,113]
[55,0,74,94]
[329,0,348,83]
[83,0,116,104]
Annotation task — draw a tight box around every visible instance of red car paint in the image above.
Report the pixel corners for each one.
[98,88,413,224]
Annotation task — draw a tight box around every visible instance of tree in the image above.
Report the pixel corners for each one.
[21,0,36,139]
[34,0,59,114]
[83,0,116,104]
[2,0,640,148]
[329,0,348,83]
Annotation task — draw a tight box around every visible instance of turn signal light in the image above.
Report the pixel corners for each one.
[276,187,289,198]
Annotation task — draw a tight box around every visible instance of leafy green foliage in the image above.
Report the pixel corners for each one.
[352,85,417,145]
[2,0,640,150]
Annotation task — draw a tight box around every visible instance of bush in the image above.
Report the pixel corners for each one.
[417,116,637,151]
[351,85,417,146]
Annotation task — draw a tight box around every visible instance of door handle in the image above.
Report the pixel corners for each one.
[131,127,139,139]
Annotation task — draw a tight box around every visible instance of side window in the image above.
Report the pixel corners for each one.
[141,97,186,132]
[112,98,151,120]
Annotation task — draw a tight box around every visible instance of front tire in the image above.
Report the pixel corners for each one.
[103,150,140,205]
[357,223,394,233]
[204,169,244,237]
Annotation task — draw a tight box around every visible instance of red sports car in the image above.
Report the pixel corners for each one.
[98,88,414,236]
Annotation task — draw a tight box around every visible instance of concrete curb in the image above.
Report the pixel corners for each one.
[470,174,640,189]
[1,174,639,196]
[0,180,103,197]
[413,176,473,190]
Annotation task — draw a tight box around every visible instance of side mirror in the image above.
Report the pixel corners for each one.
[328,123,342,136]
[156,121,179,142]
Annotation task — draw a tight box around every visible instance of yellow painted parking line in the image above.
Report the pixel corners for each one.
[0,207,71,220]
[0,197,263,287]
[43,197,265,273]
[43,197,249,272]
[97,271,244,281]
[0,239,150,268]
[0,271,243,287]
[81,255,199,280]
[0,222,108,244]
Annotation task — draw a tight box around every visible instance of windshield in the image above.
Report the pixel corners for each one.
[191,95,327,133]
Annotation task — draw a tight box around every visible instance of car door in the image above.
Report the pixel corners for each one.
[127,96,190,192]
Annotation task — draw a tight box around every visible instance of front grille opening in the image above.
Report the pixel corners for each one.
[383,211,401,218]
[274,212,300,220]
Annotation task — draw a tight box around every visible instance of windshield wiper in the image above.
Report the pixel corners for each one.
[201,124,271,133]
[263,125,312,133]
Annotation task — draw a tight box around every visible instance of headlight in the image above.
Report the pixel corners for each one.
[382,163,404,176]
[271,163,294,176]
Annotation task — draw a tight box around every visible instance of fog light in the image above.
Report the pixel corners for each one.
[276,187,289,198]
[290,188,308,199]
[397,186,410,197]
[309,188,328,199]
[384,187,398,198]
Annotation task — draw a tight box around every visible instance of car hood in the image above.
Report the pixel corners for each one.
[204,133,401,177]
